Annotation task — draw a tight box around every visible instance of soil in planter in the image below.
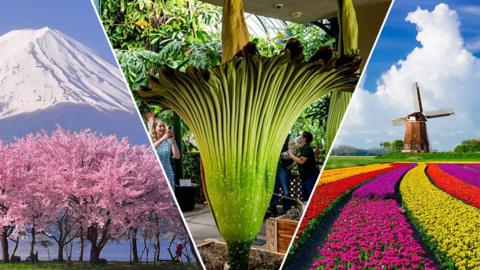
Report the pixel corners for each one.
[199,243,282,270]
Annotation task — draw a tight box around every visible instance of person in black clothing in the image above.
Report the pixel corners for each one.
[289,131,319,202]
[268,135,294,216]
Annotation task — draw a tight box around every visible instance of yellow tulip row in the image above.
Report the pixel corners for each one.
[400,163,480,269]
[319,164,392,184]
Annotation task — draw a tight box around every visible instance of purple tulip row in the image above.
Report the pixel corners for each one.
[437,164,480,187]
[311,198,434,269]
[352,163,416,198]
[465,163,480,171]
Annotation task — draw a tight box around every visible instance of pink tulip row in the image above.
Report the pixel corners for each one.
[352,163,416,198]
[437,164,480,187]
[311,198,434,269]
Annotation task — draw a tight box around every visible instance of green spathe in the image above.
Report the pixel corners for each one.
[325,0,359,152]
[139,47,358,269]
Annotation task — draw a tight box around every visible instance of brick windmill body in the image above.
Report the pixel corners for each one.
[392,82,454,153]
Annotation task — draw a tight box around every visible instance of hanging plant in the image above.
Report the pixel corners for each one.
[138,0,360,269]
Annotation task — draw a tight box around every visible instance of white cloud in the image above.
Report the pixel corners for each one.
[336,3,480,151]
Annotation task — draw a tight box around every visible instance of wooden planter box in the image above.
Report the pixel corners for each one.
[266,214,298,254]
[197,239,283,270]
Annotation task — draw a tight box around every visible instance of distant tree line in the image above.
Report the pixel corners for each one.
[331,145,386,156]
[379,140,404,153]
[333,137,480,157]
[454,139,480,153]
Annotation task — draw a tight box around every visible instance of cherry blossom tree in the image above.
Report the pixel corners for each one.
[8,134,53,262]
[0,141,15,263]
[0,128,186,264]
[0,137,38,262]
[40,128,173,263]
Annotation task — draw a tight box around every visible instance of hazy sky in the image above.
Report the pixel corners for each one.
[335,1,480,151]
[0,0,115,64]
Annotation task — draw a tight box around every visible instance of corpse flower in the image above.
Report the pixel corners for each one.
[139,0,360,268]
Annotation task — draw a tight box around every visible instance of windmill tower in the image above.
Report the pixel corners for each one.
[392,82,454,153]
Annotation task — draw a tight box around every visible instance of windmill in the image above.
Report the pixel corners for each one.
[392,82,454,153]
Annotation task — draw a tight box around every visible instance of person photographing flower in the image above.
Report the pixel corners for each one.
[289,131,319,202]
[147,113,180,190]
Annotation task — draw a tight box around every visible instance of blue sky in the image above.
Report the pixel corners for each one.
[364,0,480,91]
[337,0,480,151]
[0,0,115,64]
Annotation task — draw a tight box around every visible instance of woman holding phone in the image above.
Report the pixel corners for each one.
[147,113,181,190]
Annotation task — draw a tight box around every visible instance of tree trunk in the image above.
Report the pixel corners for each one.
[167,235,176,260]
[57,242,64,261]
[89,241,100,264]
[1,232,9,263]
[30,228,36,262]
[87,227,99,264]
[154,232,161,262]
[132,228,139,263]
[10,236,19,257]
[79,232,84,261]
[87,221,110,264]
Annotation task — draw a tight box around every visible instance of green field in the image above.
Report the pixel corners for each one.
[325,153,480,169]
[324,156,392,169]
[0,262,200,270]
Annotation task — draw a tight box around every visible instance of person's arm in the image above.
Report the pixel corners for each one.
[146,112,155,134]
[171,139,181,159]
[168,129,181,159]
[153,137,167,148]
[289,152,307,165]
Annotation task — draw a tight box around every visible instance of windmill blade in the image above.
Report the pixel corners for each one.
[392,116,407,126]
[412,82,423,112]
[424,108,455,119]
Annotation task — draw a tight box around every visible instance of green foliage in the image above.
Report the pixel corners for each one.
[379,141,391,151]
[380,139,404,152]
[285,24,336,59]
[291,97,330,149]
[101,0,222,113]
[454,139,480,153]
[252,24,335,59]
[391,140,404,152]
[182,154,201,184]
[101,0,222,51]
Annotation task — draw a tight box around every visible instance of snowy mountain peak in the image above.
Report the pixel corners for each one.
[0,27,134,120]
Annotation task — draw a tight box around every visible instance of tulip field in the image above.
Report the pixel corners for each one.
[286,162,480,270]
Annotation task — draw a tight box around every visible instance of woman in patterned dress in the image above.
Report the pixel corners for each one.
[147,114,180,190]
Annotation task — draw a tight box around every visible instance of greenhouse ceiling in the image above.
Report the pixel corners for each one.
[202,0,388,23]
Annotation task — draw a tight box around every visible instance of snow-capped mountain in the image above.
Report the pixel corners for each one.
[0,27,148,144]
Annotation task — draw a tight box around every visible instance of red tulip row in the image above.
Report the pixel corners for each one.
[427,163,480,208]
